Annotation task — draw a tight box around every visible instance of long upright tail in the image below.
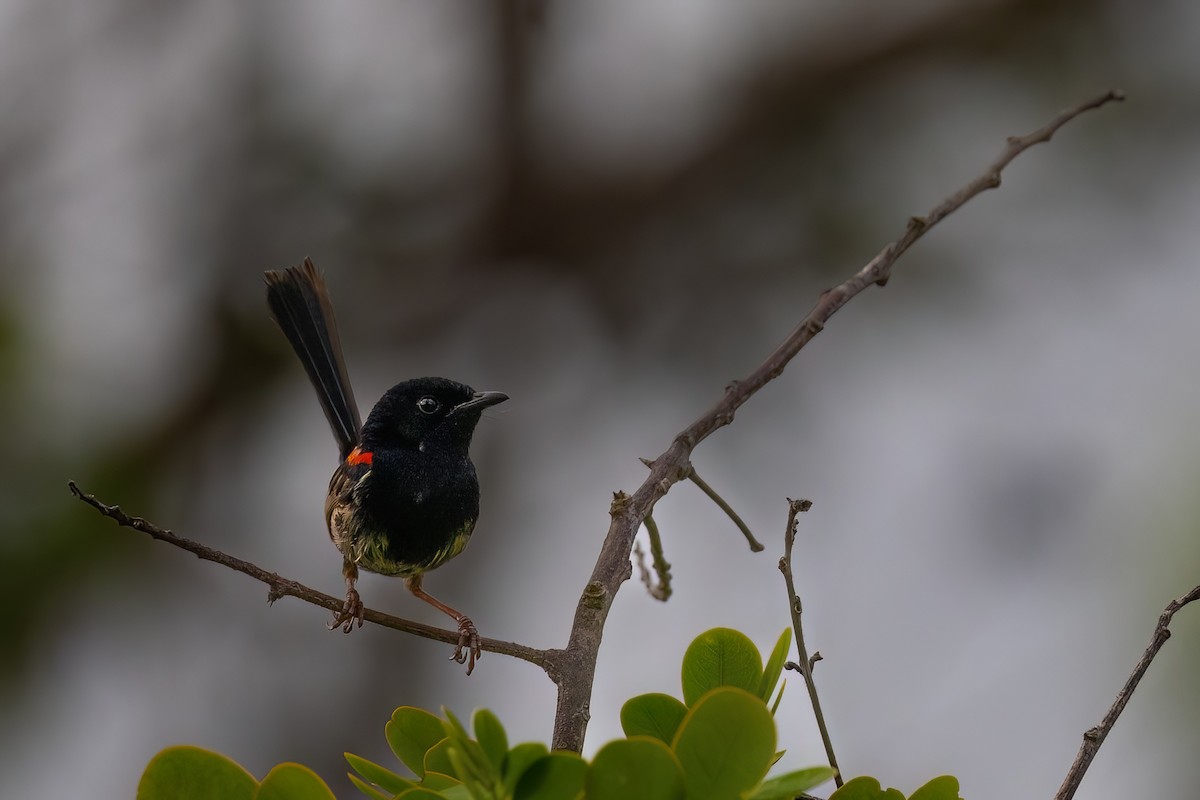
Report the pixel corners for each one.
[264,258,362,459]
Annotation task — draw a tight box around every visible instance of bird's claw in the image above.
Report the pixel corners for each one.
[450,617,482,675]
[329,587,364,633]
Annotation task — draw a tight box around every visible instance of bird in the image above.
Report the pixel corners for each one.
[264,258,507,673]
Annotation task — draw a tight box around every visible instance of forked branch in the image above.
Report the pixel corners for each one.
[551,89,1125,752]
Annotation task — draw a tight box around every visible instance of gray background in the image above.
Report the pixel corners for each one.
[1,2,1197,799]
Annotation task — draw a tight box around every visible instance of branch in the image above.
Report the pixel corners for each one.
[778,498,841,787]
[67,481,557,675]
[633,513,672,601]
[550,89,1125,752]
[639,456,763,551]
[1054,584,1200,800]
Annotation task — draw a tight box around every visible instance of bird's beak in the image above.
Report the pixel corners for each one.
[452,390,509,415]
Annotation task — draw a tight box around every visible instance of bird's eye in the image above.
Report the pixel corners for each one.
[417,396,440,415]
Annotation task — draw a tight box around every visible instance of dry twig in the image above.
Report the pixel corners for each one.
[1054,585,1200,800]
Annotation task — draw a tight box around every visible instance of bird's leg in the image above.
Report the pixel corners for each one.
[405,575,481,675]
[330,558,364,633]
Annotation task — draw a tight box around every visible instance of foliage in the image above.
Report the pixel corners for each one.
[135,628,959,799]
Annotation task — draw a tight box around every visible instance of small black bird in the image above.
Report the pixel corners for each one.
[264,258,506,673]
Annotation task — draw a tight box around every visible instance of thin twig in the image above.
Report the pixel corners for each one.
[551,90,1125,752]
[639,456,763,551]
[685,467,764,552]
[67,481,557,675]
[778,498,841,787]
[633,514,672,601]
[1054,584,1200,800]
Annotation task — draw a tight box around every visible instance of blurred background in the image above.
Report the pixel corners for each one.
[1,1,1198,798]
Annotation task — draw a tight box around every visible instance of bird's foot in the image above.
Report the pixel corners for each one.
[329,587,364,633]
[450,616,482,675]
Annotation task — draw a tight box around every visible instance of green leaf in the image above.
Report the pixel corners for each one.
[671,687,775,800]
[446,747,495,800]
[502,743,550,795]
[388,707,449,778]
[422,772,462,791]
[424,740,457,779]
[137,746,257,800]
[620,693,689,744]
[829,776,906,800]
[757,629,792,704]
[473,709,509,772]
[440,708,498,793]
[344,753,416,795]
[586,738,685,800]
[513,752,587,800]
[255,763,336,800]
[347,773,392,800]
[769,679,786,716]
[681,628,763,706]
[395,789,450,799]
[909,775,962,800]
[749,766,838,799]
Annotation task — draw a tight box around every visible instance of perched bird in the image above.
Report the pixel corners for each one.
[264,258,507,673]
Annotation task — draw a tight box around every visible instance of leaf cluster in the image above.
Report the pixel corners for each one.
[135,628,961,800]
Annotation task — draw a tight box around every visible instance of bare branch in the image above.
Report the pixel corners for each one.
[778,498,841,787]
[685,466,764,552]
[67,481,557,675]
[551,90,1125,752]
[1054,584,1200,800]
[639,456,763,551]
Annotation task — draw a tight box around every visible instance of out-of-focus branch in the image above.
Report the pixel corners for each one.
[1054,584,1200,800]
[67,481,556,674]
[551,90,1125,752]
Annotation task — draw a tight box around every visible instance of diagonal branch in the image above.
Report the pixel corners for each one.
[550,89,1125,752]
[67,481,557,675]
[1054,584,1200,800]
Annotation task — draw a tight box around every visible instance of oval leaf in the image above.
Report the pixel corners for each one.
[750,766,837,800]
[473,709,509,772]
[672,687,775,800]
[513,752,587,800]
[620,693,689,743]
[387,707,449,778]
[829,776,906,800]
[256,763,336,800]
[909,775,962,800]
[424,739,457,779]
[503,742,550,795]
[137,746,257,800]
[587,738,685,800]
[420,772,461,791]
[681,628,763,706]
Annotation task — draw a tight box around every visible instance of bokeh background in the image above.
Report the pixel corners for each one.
[2,1,1198,798]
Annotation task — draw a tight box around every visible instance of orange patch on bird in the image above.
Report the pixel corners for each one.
[346,447,373,466]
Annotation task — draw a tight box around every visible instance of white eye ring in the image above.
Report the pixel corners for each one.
[417,396,440,415]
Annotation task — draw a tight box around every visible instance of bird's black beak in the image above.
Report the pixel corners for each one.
[452,390,509,415]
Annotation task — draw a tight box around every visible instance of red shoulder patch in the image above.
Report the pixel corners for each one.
[346,447,373,466]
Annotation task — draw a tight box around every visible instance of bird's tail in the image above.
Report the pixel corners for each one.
[265,258,362,459]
